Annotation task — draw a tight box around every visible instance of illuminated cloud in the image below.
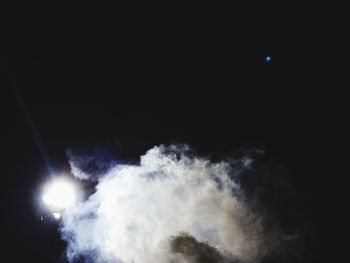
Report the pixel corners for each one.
[61,145,274,263]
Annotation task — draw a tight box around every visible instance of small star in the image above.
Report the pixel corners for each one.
[265,56,272,63]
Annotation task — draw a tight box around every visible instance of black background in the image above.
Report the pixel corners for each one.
[0,7,340,263]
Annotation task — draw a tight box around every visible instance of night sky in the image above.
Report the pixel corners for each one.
[0,11,337,263]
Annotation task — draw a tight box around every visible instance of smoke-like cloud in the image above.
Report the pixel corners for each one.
[61,145,277,263]
[67,147,117,181]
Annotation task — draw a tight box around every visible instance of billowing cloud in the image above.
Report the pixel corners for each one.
[67,147,117,181]
[61,145,275,263]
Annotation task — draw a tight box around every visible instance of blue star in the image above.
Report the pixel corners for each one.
[265,56,272,63]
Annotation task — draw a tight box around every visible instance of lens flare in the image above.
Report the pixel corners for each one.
[42,178,77,210]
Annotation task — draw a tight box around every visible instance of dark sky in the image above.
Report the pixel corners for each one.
[0,10,338,263]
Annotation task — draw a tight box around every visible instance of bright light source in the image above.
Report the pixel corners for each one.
[42,177,77,210]
[52,212,61,219]
[265,55,272,63]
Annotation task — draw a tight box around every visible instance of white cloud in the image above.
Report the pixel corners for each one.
[61,145,269,263]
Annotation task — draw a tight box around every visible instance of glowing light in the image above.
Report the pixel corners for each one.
[265,56,272,63]
[52,212,61,219]
[42,178,77,210]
